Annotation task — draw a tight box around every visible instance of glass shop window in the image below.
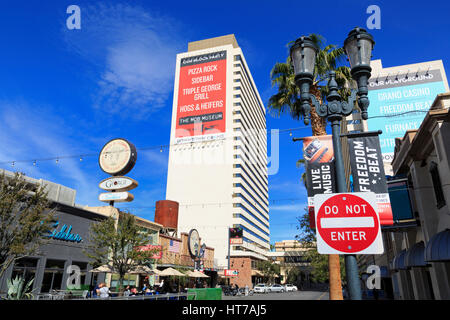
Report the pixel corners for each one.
[40,259,66,293]
[11,258,38,285]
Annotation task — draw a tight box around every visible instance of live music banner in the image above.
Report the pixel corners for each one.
[303,135,336,229]
[347,134,394,226]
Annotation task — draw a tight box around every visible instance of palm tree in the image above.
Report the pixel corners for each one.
[269,34,354,135]
[269,34,353,300]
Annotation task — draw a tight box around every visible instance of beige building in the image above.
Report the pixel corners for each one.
[83,206,163,288]
[358,93,450,300]
[166,34,269,285]
[266,240,311,286]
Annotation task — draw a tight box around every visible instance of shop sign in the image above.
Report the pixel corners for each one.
[224,269,239,276]
[46,221,82,243]
[99,191,134,203]
[98,176,138,192]
[135,245,162,259]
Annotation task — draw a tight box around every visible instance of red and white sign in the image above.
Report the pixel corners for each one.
[135,245,162,259]
[314,192,384,254]
[175,51,227,144]
[224,269,239,277]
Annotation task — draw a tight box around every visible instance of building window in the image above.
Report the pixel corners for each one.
[429,161,446,209]
[234,55,242,61]
[41,259,65,293]
[11,258,38,287]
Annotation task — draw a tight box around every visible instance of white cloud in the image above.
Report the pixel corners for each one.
[0,101,98,205]
[62,3,185,118]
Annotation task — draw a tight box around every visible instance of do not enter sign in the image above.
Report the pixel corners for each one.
[314,192,384,255]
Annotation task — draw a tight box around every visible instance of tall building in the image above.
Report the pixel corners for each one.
[166,35,269,284]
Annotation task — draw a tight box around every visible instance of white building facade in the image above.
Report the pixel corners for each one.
[166,35,269,270]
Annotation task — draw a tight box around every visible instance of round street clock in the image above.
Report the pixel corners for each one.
[99,138,137,176]
[188,229,200,258]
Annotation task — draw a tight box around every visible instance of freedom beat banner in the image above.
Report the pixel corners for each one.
[303,135,336,229]
[347,133,394,226]
[175,50,227,144]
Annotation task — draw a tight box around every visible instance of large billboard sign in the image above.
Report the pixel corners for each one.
[367,67,447,163]
[175,50,227,144]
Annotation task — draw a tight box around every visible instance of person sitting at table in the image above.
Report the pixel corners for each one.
[98,283,111,299]
[144,288,152,295]
[92,283,100,298]
[130,286,138,296]
[123,286,131,297]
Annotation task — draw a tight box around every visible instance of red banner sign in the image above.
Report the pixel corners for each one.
[176,51,227,143]
[224,269,239,276]
[135,245,162,260]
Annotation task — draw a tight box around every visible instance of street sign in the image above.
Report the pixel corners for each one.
[314,192,384,255]
[224,269,239,277]
[99,191,134,203]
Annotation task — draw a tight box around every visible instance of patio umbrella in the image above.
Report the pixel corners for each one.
[128,266,160,275]
[191,270,210,278]
[158,267,186,277]
[90,264,114,273]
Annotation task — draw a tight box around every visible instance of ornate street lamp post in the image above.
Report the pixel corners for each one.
[290,27,375,300]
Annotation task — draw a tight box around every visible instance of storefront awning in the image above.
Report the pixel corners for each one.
[425,229,450,262]
[392,249,408,270]
[405,241,430,268]
[251,270,263,277]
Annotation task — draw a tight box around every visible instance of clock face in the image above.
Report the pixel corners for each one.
[99,138,137,176]
[188,229,200,257]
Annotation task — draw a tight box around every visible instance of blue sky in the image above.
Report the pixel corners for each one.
[0,0,449,244]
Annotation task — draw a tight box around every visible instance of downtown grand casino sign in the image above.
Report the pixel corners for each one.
[367,66,448,163]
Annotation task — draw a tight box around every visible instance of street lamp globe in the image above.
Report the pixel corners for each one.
[289,36,318,125]
[290,36,318,80]
[344,27,375,120]
[344,27,375,71]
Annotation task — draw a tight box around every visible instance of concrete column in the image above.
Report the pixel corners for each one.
[33,257,46,294]
[0,261,14,293]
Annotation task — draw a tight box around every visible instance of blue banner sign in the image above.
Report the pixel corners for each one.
[46,221,82,243]
[367,69,447,163]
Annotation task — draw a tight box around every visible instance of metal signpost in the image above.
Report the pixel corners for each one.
[290,27,377,300]
[98,138,138,206]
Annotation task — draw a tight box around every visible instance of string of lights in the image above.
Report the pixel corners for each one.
[0,108,435,167]
[0,125,309,167]
[115,187,413,212]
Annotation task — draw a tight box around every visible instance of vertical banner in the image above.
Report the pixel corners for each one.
[229,227,243,245]
[347,134,394,225]
[303,135,336,229]
[176,51,227,144]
